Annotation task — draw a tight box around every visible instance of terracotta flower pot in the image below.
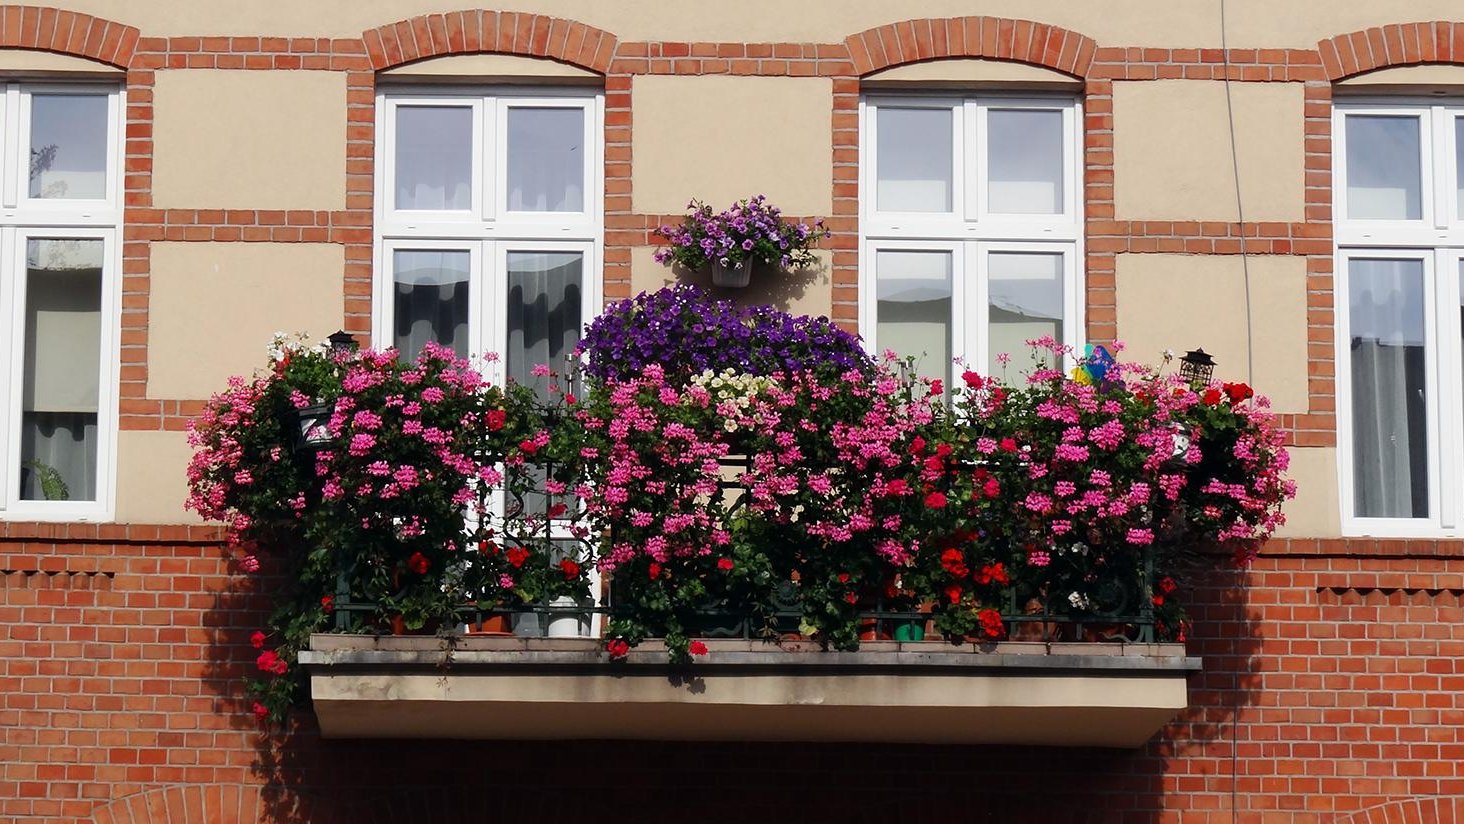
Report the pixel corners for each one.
[468,613,512,636]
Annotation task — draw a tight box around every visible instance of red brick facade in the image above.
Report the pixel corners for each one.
[3,6,1464,822]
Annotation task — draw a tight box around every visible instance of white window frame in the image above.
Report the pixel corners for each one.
[1334,99,1464,537]
[858,93,1084,375]
[373,86,604,633]
[0,83,122,522]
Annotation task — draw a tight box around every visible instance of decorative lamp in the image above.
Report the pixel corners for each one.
[327,330,359,357]
[1178,348,1216,386]
[291,402,334,452]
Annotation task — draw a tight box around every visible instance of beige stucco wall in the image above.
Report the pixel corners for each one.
[864,58,1081,88]
[629,247,834,318]
[151,70,346,210]
[381,53,599,79]
[41,0,1464,49]
[115,430,201,524]
[631,76,832,216]
[1114,253,1309,413]
[0,49,122,74]
[146,242,345,399]
[1113,80,1304,222]
[1272,447,1341,538]
[1337,65,1464,91]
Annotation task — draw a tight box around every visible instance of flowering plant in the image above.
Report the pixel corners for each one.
[653,195,829,273]
[578,285,871,383]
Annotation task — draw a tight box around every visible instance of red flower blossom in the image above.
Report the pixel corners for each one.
[1202,387,1223,405]
[518,438,540,454]
[1222,382,1253,404]
[961,370,985,390]
[506,547,529,568]
[977,608,1005,639]
[485,408,507,431]
[976,563,1010,586]
[407,552,430,575]
[982,478,1001,499]
[606,639,630,659]
[559,559,581,580]
[945,584,963,604]
[688,640,709,656]
[717,558,735,572]
[1158,576,1177,594]
[885,479,909,496]
[928,379,944,396]
[648,562,662,579]
[256,650,288,676]
[924,491,948,509]
[837,572,850,584]
[909,435,926,456]
[249,630,267,649]
[1152,594,1165,606]
[999,438,1018,453]
[940,548,969,578]
[252,702,270,722]
[843,592,858,604]
[479,540,499,556]
[320,595,334,613]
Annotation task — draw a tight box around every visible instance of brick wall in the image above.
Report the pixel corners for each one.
[2,6,1464,822]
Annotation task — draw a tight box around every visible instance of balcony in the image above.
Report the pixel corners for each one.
[300,633,1198,747]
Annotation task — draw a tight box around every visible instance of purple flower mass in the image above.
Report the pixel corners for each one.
[653,195,830,272]
[578,285,873,382]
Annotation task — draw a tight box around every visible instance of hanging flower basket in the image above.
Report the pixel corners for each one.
[653,195,828,288]
[710,258,754,288]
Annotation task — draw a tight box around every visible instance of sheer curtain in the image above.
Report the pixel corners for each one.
[506,108,583,213]
[394,106,473,211]
[393,250,470,358]
[506,251,583,396]
[1349,258,1428,518]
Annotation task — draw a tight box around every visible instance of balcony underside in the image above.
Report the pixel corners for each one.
[303,635,1199,747]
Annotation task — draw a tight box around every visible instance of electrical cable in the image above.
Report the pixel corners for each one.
[1220,0,1257,385]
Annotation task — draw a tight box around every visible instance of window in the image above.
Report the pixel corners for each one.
[1334,101,1464,535]
[859,95,1083,382]
[0,84,122,520]
[373,89,602,391]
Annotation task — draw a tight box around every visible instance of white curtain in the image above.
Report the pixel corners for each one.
[506,108,583,213]
[394,106,473,211]
[506,251,583,397]
[393,250,470,358]
[1349,258,1428,518]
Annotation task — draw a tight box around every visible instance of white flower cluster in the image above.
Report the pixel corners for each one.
[1068,591,1092,610]
[265,331,321,364]
[691,369,774,433]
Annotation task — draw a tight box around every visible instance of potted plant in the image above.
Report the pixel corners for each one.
[653,195,829,288]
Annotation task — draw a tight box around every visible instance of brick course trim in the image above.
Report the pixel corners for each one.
[1335,796,1464,824]
[1319,21,1464,80]
[361,10,616,74]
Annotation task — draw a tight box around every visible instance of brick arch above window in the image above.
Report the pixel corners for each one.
[0,6,138,68]
[843,17,1097,79]
[1319,21,1464,80]
[1334,797,1464,824]
[362,10,616,74]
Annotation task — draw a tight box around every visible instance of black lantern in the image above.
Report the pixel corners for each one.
[290,402,334,452]
[1178,348,1216,386]
[327,329,359,357]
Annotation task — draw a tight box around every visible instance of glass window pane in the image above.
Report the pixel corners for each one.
[393,250,470,358]
[29,94,108,200]
[506,108,584,212]
[988,251,1064,374]
[20,239,103,501]
[1348,258,1428,518]
[395,106,473,211]
[987,110,1064,214]
[1345,115,1422,220]
[506,251,583,396]
[875,250,952,382]
[876,107,953,213]
[1456,117,1463,218]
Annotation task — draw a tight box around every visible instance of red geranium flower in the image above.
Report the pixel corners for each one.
[688,640,709,656]
[559,559,580,580]
[256,650,288,675]
[924,491,948,509]
[1202,387,1223,405]
[885,479,909,496]
[982,478,1001,499]
[928,379,944,396]
[252,702,270,722]
[506,547,529,568]
[518,439,540,454]
[485,409,507,431]
[976,563,1010,586]
[961,370,985,390]
[940,548,969,578]
[320,595,334,613]
[944,584,963,604]
[606,639,630,659]
[977,608,1005,639]
[999,438,1018,453]
[249,630,267,649]
[1222,382,1253,404]
[407,552,430,575]
[717,558,735,572]
[648,562,662,579]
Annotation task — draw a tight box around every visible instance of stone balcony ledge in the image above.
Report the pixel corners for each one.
[301,635,1200,748]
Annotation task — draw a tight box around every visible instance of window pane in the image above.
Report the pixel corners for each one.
[875,250,952,382]
[506,251,583,395]
[876,107,953,212]
[506,108,584,212]
[987,110,1064,214]
[395,106,473,210]
[1345,115,1422,220]
[1456,117,1463,218]
[393,250,470,358]
[20,239,103,501]
[1348,258,1428,518]
[988,251,1064,374]
[29,94,108,200]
